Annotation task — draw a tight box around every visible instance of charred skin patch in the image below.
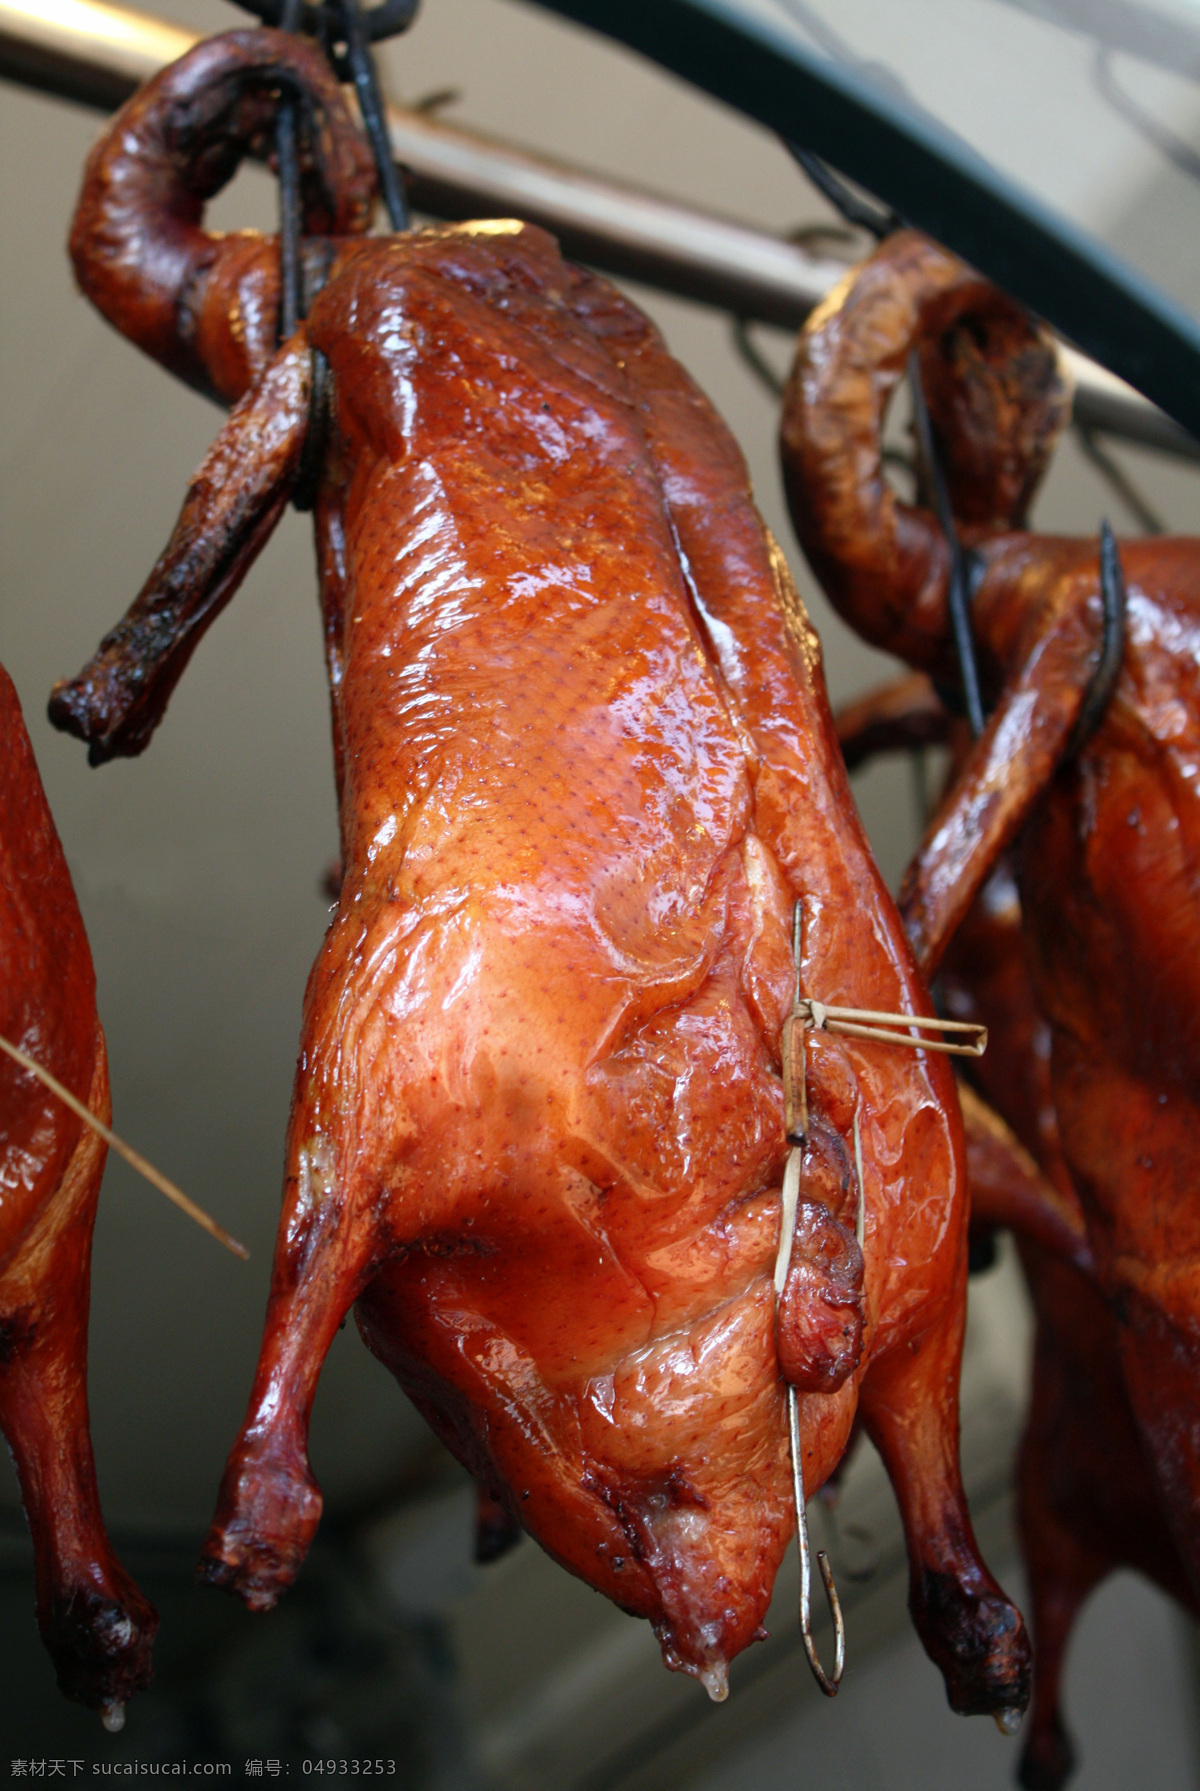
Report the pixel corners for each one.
[911,1565,1032,1717]
[43,1578,158,1709]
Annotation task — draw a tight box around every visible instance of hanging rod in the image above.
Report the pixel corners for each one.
[2,0,1196,462]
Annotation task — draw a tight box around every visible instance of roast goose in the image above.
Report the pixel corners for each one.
[0,668,156,1721]
[786,230,1200,1784]
[55,35,1030,1714]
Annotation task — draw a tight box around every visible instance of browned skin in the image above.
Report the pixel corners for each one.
[840,674,1194,1789]
[0,667,157,1716]
[67,29,374,405]
[55,44,1029,1711]
[799,244,1200,1782]
[937,839,1188,1791]
[950,880,1193,1791]
[841,678,1087,1262]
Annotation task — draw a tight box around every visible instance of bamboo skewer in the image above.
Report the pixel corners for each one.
[797,999,987,1058]
[0,1031,249,1260]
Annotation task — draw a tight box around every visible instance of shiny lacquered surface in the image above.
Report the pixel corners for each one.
[58,39,1028,1711]
[0,672,95,1253]
[790,230,1200,1785]
[0,666,155,1716]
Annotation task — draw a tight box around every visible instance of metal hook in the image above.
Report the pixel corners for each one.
[238,0,413,275]
[332,0,410,230]
[232,0,419,51]
[275,0,305,343]
[817,1488,881,1587]
[908,355,986,739]
[774,1146,803,1296]
[774,1150,847,1695]
[789,1385,846,1696]
[784,142,900,242]
[777,900,847,1697]
[1066,518,1127,758]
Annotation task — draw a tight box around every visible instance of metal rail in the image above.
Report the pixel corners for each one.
[2,0,1196,461]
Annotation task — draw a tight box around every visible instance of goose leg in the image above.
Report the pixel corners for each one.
[199,1166,375,1612]
[0,1043,157,1716]
[49,336,312,765]
[859,1287,1031,1719]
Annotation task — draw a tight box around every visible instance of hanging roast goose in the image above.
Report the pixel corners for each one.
[0,667,157,1724]
[785,229,1200,1783]
[53,35,1030,1715]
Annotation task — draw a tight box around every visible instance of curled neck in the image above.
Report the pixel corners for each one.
[781,230,1067,676]
[69,29,376,400]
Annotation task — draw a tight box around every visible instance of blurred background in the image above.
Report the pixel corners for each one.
[1,0,1199,1782]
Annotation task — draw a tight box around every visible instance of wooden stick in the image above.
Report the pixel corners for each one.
[809,1003,984,1034]
[782,899,810,1140]
[781,1011,809,1141]
[0,1032,248,1260]
[798,999,986,1057]
[820,1018,986,1057]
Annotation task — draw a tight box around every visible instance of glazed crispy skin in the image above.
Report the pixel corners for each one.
[67,28,374,405]
[59,41,1029,1711]
[224,220,975,1687]
[786,235,1200,1534]
[0,668,156,1715]
[945,854,1197,1791]
[791,232,1200,1784]
[839,673,1195,1791]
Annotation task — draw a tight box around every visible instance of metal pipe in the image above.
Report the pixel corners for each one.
[2,0,1196,461]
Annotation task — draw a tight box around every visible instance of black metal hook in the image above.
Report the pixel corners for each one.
[274,0,305,341]
[229,0,413,517]
[908,355,987,739]
[228,0,415,341]
[784,143,900,242]
[292,348,331,512]
[328,0,410,229]
[232,0,418,47]
[1066,519,1127,758]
